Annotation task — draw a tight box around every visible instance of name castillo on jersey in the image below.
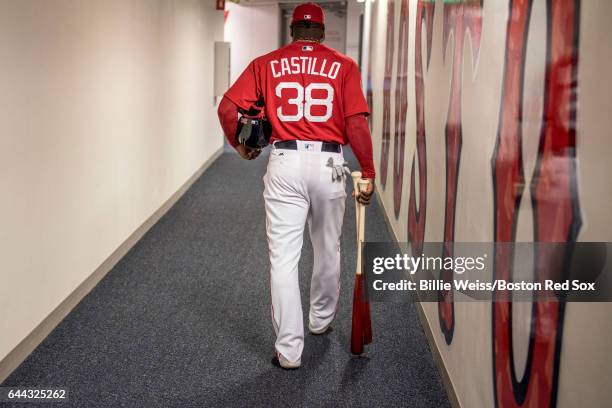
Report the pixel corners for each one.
[270,56,342,80]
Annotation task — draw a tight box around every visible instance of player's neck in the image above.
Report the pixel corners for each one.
[293,38,321,44]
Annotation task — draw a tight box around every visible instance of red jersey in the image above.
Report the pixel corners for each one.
[224,41,370,145]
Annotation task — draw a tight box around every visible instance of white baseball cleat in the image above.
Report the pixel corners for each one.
[273,352,301,369]
[308,321,333,335]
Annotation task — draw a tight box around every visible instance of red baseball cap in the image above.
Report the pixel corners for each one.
[291,3,325,27]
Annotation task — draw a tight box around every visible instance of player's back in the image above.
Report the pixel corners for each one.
[253,42,367,144]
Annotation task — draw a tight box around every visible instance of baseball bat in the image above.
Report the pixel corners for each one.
[350,172,363,354]
[357,179,372,346]
[350,174,372,354]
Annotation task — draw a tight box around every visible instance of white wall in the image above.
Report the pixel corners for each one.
[0,0,224,362]
[346,0,364,64]
[224,2,280,82]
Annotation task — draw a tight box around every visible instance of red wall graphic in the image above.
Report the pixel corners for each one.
[392,0,409,217]
[491,0,581,407]
[370,0,585,405]
[366,2,377,131]
[379,0,395,189]
[407,0,435,255]
[438,0,483,345]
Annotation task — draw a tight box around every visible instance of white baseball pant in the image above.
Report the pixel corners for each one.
[263,140,347,365]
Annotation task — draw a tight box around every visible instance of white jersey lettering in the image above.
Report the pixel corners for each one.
[269,57,342,79]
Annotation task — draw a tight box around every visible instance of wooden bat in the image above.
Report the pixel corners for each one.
[350,173,373,355]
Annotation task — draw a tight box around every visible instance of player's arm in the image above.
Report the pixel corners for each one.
[345,113,376,205]
[217,96,240,148]
[218,60,264,160]
[342,60,375,205]
[217,97,260,160]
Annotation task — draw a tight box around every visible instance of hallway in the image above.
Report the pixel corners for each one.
[2,151,450,407]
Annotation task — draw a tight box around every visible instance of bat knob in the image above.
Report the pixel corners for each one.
[351,171,362,181]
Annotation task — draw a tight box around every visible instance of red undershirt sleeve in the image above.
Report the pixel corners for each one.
[217,96,241,149]
[345,114,376,179]
[342,61,370,118]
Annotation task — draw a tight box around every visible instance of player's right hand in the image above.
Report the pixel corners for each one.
[236,144,261,160]
[354,179,375,205]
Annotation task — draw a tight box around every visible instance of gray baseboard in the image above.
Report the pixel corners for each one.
[0,148,223,383]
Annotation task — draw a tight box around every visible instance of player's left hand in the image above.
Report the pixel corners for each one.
[354,179,375,205]
[236,144,262,160]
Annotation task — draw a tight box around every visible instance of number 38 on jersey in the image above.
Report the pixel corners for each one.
[275,82,334,123]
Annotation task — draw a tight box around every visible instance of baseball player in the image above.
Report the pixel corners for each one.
[217,2,375,369]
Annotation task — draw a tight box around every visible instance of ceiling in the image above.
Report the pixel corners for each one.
[236,0,348,6]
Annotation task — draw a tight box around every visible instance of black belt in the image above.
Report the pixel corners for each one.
[274,140,341,153]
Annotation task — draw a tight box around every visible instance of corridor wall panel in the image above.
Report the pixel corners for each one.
[363,0,612,406]
[0,0,224,362]
[224,2,280,83]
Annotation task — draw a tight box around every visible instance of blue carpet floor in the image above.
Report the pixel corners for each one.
[2,149,450,407]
